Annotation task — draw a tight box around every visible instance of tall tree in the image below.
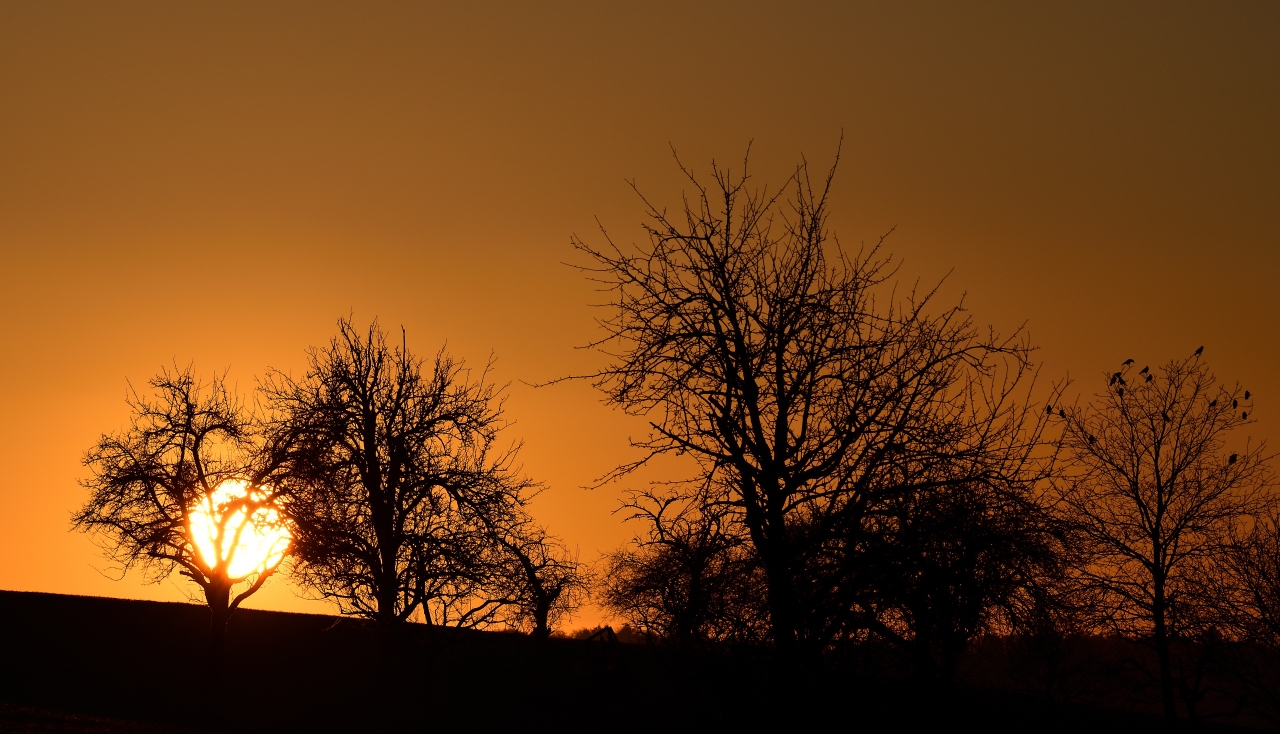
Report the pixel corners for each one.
[74,366,291,663]
[1055,351,1270,722]
[573,146,1051,660]
[264,318,530,628]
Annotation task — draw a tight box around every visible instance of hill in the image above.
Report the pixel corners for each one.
[0,590,1252,732]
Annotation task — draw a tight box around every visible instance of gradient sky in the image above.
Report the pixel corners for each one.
[1,1,1277,627]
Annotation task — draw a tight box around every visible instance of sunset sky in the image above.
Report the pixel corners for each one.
[1,1,1276,627]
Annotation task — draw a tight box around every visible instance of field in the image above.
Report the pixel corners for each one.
[0,591,1251,732]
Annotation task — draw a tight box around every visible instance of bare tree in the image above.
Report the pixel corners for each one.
[1055,351,1270,722]
[572,145,1051,661]
[599,489,768,645]
[1229,512,1280,647]
[73,366,291,663]
[488,519,590,638]
[862,473,1069,683]
[263,318,531,629]
[1220,509,1280,724]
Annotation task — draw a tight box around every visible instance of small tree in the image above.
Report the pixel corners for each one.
[1055,351,1269,722]
[489,519,589,638]
[264,318,531,628]
[73,366,291,664]
[1222,510,1280,724]
[600,489,768,645]
[863,475,1068,683]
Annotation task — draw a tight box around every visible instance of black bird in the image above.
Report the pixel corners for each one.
[1123,358,1135,366]
[1210,399,1218,407]
[1145,374,1153,383]
[1087,434,1095,443]
[1110,373,1120,385]
[1139,366,1149,375]
[1233,399,1238,409]
[1046,404,1053,414]
[1243,411,1249,419]
[1229,454,1238,464]
[1162,412,1170,422]
[1118,387,1125,397]
[1195,346,1204,356]
[1245,391,1251,400]
[1059,409,1067,418]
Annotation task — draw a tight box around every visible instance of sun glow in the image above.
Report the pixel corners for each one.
[188,479,291,580]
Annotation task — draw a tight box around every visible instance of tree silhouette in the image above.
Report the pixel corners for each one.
[862,474,1069,683]
[1217,509,1280,725]
[572,145,1055,662]
[488,519,589,638]
[1229,513,1280,648]
[1055,352,1270,722]
[599,489,767,645]
[73,366,290,664]
[264,318,532,628]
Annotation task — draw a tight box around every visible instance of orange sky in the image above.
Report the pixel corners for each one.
[1,1,1277,628]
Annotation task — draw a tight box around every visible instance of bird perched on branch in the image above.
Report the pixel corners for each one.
[1123,359,1135,366]
[1194,346,1204,356]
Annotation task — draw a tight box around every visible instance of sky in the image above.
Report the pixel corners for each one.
[1,1,1277,627]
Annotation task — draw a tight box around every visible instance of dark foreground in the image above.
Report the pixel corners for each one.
[0,591,1253,732]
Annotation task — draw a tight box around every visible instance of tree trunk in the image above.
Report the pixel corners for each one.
[759,549,798,649]
[534,602,551,640]
[204,579,232,675]
[195,579,233,730]
[373,530,399,627]
[912,636,939,684]
[749,480,802,658]
[939,641,963,686]
[376,578,398,629]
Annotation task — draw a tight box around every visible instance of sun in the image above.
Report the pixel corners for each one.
[188,479,291,580]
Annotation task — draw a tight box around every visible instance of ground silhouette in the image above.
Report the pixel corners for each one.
[0,590,1257,733]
